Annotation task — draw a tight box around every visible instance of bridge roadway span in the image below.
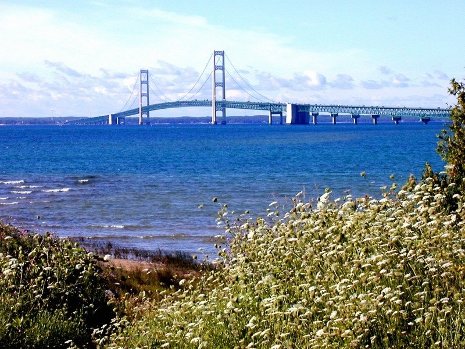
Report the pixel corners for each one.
[68,100,451,125]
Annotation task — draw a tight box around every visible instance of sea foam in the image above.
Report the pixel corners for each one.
[42,188,71,193]
[11,190,32,195]
[0,180,24,185]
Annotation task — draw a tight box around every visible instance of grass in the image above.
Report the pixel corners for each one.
[0,224,115,348]
[104,169,465,348]
[3,169,465,348]
[0,222,204,348]
[98,252,203,297]
[3,171,465,348]
[74,239,196,266]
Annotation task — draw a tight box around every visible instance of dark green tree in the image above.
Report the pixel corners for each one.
[437,78,465,192]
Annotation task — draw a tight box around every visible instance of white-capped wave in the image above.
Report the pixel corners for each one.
[78,179,89,184]
[42,188,70,193]
[0,180,24,185]
[89,224,126,229]
[0,197,8,200]
[11,190,32,195]
[0,202,18,205]
[18,185,41,189]
[105,224,125,229]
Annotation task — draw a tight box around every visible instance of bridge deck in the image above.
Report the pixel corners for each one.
[65,100,451,125]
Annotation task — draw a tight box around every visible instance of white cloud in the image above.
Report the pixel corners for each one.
[137,8,208,27]
[391,73,410,88]
[304,71,327,89]
[379,66,393,75]
[44,61,84,78]
[361,80,388,89]
[329,74,355,89]
[434,70,449,81]
[0,4,107,73]
[0,2,454,117]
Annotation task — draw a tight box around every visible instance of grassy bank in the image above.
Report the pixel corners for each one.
[0,224,114,348]
[105,171,465,348]
[2,171,465,348]
[0,224,202,348]
[103,80,465,348]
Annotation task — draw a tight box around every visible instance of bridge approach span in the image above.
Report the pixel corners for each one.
[66,100,451,125]
[299,104,450,117]
[289,104,451,125]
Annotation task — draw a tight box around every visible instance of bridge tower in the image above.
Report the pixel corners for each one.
[212,50,226,125]
[139,69,150,125]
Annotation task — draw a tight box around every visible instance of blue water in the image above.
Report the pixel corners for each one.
[0,123,446,255]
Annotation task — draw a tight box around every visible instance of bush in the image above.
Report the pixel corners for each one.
[438,78,465,192]
[0,224,115,348]
[105,79,465,348]
[106,175,465,348]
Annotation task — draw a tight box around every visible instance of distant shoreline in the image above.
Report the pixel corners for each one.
[0,115,448,126]
[0,115,269,125]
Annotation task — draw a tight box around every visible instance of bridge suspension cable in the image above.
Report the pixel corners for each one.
[148,75,173,102]
[225,69,266,103]
[189,71,213,99]
[225,54,276,103]
[178,52,214,101]
[127,94,139,110]
[118,72,140,113]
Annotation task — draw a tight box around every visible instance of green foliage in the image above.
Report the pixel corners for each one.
[5,80,465,348]
[106,176,465,348]
[0,224,115,348]
[438,78,465,192]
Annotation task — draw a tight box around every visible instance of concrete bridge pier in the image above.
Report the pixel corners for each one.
[392,116,402,124]
[371,114,380,125]
[269,110,283,125]
[109,114,127,125]
[312,112,318,125]
[286,104,310,124]
[331,113,338,125]
[108,114,125,125]
[421,116,431,124]
[352,114,360,125]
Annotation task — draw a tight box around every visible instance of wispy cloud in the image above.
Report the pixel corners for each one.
[379,66,393,75]
[139,8,208,27]
[0,2,456,116]
[361,80,388,89]
[392,73,410,87]
[434,70,449,80]
[44,61,84,78]
[361,72,411,90]
[329,74,355,89]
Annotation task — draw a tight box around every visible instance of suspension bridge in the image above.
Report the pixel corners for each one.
[67,50,451,126]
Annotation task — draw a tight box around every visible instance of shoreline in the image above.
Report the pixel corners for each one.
[72,236,205,262]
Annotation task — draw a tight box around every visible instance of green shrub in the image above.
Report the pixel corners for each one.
[438,78,465,193]
[105,79,465,348]
[106,175,465,348]
[0,224,115,348]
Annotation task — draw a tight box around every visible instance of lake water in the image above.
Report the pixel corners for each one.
[0,122,446,255]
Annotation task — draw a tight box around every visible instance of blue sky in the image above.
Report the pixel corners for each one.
[0,0,463,117]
